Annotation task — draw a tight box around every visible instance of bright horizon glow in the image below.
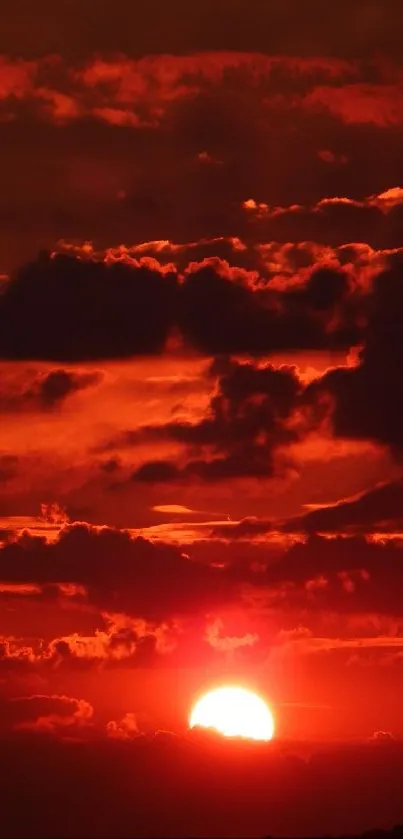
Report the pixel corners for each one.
[189,686,275,741]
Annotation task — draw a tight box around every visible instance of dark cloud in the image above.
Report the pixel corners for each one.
[2,236,403,360]
[306,263,403,450]
[210,516,274,540]
[0,254,177,360]
[0,524,234,620]
[34,368,102,407]
[283,480,403,534]
[0,693,93,734]
[1,734,403,838]
[1,2,402,61]
[247,199,403,251]
[259,534,403,616]
[178,262,360,354]
[134,461,180,483]
[96,277,403,478]
[200,526,403,617]
[3,522,403,624]
[130,359,302,481]
[0,0,401,59]
[0,368,102,412]
[0,5,402,804]
[1,53,403,273]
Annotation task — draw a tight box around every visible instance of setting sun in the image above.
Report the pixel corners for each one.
[189,686,275,741]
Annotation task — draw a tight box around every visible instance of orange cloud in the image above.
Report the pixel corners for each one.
[204,617,259,652]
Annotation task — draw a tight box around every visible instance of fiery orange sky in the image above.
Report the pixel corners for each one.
[2,1,403,837]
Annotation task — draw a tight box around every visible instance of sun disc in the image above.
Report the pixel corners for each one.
[189,686,274,741]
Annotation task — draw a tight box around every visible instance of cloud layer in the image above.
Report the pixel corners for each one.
[1,10,403,831]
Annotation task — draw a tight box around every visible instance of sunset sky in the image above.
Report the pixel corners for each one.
[2,1,403,836]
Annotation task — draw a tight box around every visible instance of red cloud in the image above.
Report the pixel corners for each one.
[0,693,93,736]
[106,712,139,740]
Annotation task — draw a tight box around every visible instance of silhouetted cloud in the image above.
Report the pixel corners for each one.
[282,480,403,534]
[0,693,93,735]
[0,524,235,619]
[128,359,301,481]
[1,6,403,822]
[1,237,403,361]
[0,367,102,412]
[1,733,403,837]
[306,263,403,449]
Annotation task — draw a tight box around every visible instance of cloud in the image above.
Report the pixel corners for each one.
[129,358,302,481]
[253,534,403,617]
[48,614,178,669]
[273,627,403,658]
[283,480,403,534]
[306,263,403,450]
[204,617,259,652]
[2,49,403,273]
[2,0,403,59]
[0,693,93,735]
[0,367,103,412]
[306,82,403,127]
[0,52,402,131]
[0,523,235,620]
[2,226,403,360]
[106,712,139,740]
[0,53,373,127]
[152,505,200,514]
[3,522,403,638]
[209,516,275,540]
[370,729,396,743]
[0,254,177,359]
[2,733,403,837]
[0,611,183,674]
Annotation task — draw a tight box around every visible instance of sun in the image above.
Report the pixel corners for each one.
[189,686,275,741]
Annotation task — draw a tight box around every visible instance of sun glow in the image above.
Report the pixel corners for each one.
[189,686,275,741]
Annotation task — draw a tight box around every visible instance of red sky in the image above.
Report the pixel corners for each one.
[1,1,403,836]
